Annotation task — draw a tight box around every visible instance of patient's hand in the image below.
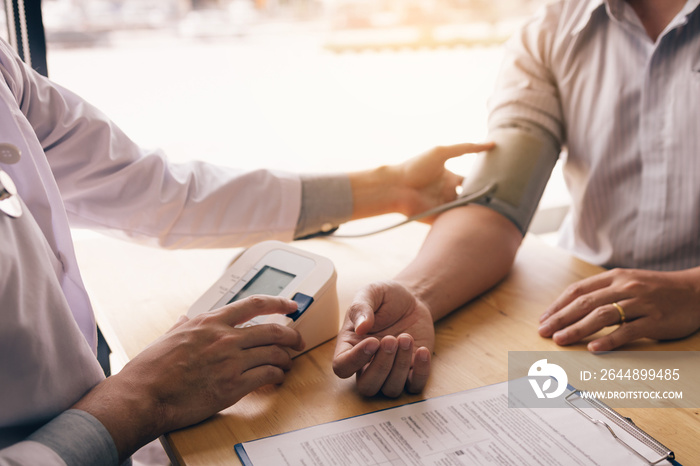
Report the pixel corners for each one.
[332,281,434,397]
[538,267,700,351]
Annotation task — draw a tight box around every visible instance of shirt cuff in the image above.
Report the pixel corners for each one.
[27,409,119,466]
[294,174,353,239]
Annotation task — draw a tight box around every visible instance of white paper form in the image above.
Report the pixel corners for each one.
[235,380,677,466]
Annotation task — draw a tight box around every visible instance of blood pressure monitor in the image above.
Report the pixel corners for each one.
[187,241,339,357]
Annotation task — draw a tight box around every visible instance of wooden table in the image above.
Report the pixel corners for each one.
[73,222,700,465]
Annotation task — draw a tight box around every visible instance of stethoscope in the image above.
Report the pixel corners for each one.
[0,143,22,218]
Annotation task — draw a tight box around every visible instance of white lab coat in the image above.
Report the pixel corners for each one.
[0,38,301,463]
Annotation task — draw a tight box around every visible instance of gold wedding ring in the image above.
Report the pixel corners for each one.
[612,302,626,324]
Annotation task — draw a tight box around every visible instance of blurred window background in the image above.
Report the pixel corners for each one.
[1,0,568,234]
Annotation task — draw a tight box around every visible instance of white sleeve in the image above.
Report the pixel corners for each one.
[5,43,301,249]
[0,441,66,466]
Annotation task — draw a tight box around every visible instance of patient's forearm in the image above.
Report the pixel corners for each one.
[394,204,522,321]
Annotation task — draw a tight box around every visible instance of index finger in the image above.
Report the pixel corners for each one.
[332,338,380,379]
[346,288,382,336]
[215,295,298,327]
[434,142,495,163]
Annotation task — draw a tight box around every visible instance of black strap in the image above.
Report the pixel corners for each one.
[96,326,112,377]
[4,0,48,76]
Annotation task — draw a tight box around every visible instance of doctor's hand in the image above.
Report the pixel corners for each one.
[333,281,434,398]
[538,267,700,352]
[349,142,494,222]
[72,295,304,463]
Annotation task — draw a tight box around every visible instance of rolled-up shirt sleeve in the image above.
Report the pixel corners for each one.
[487,3,566,148]
[464,3,566,235]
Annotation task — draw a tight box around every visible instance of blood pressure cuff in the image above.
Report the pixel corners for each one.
[460,126,561,234]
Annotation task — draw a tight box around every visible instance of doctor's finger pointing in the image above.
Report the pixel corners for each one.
[217,294,299,326]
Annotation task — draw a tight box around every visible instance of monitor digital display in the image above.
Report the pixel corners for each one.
[228,266,295,303]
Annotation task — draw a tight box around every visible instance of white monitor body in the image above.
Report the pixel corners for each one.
[187,241,339,357]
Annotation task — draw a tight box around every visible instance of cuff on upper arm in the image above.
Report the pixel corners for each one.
[27,410,119,466]
[462,124,561,234]
[294,174,353,239]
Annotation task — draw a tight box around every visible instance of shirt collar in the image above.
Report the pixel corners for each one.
[671,0,700,28]
[571,0,700,37]
[571,0,606,36]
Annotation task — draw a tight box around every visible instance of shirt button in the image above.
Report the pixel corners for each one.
[0,143,21,165]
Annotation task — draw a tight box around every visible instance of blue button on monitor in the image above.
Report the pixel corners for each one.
[286,293,314,321]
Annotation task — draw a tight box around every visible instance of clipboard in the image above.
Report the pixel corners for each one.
[565,389,675,466]
[234,379,681,466]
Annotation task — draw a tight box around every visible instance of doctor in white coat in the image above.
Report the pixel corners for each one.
[0,37,491,465]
